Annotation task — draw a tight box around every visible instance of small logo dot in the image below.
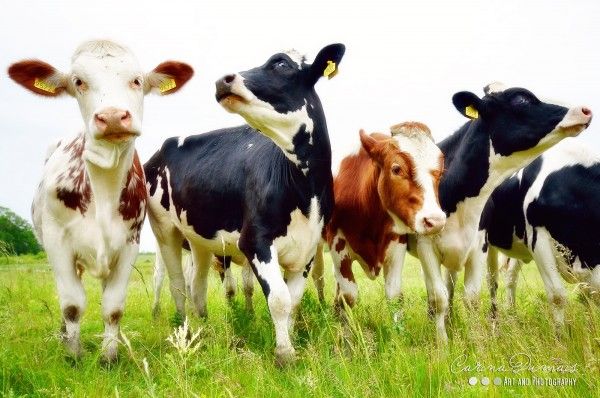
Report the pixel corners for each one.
[468,376,478,386]
[481,377,490,386]
[494,377,502,386]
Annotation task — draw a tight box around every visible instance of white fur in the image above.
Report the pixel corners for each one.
[30,40,149,361]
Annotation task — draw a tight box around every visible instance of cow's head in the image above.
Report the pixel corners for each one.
[215,44,345,164]
[8,40,193,166]
[452,82,592,157]
[359,122,446,235]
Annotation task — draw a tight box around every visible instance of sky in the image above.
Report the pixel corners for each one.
[1,0,599,252]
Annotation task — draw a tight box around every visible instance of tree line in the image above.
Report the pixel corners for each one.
[0,206,41,255]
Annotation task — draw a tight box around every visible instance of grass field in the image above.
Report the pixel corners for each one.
[0,252,598,397]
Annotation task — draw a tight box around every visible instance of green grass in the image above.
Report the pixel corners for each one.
[0,253,598,397]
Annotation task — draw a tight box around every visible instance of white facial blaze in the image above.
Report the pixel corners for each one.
[392,133,446,234]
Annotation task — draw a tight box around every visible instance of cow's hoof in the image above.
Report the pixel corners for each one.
[63,337,83,360]
[151,304,161,319]
[170,312,185,327]
[100,350,118,367]
[197,308,208,319]
[274,346,296,368]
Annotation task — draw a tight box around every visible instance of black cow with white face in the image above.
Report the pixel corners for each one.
[479,138,600,325]
[409,82,592,343]
[144,44,345,365]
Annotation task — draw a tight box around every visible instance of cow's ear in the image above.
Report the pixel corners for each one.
[307,43,345,86]
[359,129,385,166]
[145,61,194,95]
[453,91,483,120]
[8,60,69,97]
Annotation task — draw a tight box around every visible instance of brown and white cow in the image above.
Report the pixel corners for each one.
[323,122,446,308]
[8,40,193,362]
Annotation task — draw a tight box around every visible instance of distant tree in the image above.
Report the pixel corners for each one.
[0,206,42,255]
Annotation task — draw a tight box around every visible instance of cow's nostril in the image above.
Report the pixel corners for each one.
[224,74,235,84]
[423,218,434,229]
[582,107,592,117]
[121,111,131,121]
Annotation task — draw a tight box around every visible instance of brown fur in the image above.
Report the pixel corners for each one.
[7,60,66,97]
[152,61,194,94]
[326,131,425,277]
[63,305,80,322]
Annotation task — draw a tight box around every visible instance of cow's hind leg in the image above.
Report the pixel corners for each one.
[189,247,212,318]
[505,258,523,309]
[531,228,567,329]
[151,248,166,318]
[154,231,186,324]
[220,257,237,302]
[311,241,326,303]
[241,260,255,313]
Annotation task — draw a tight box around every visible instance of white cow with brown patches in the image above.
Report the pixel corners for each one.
[8,40,193,362]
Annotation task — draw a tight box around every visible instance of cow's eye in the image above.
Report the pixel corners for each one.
[274,60,288,70]
[132,78,142,88]
[391,163,402,176]
[511,94,531,106]
[73,77,87,92]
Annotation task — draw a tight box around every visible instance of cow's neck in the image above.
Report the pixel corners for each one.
[83,137,136,266]
[261,95,334,220]
[438,120,565,267]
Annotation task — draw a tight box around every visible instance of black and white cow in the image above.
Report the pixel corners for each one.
[144,44,345,365]
[479,138,600,325]
[409,82,592,343]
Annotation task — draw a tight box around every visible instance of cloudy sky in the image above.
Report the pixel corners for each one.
[1,0,599,251]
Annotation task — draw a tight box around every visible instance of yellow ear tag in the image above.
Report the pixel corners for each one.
[465,105,479,119]
[159,78,176,93]
[33,78,56,93]
[323,60,337,79]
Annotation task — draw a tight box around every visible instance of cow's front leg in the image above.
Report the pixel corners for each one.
[101,245,136,363]
[383,238,407,302]
[284,260,312,333]
[242,241,294,366]
[417,235,449,344]
[383,238,407,323]
[330,235,358,309]
[463,234,486,312]
[49,246,86,359]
